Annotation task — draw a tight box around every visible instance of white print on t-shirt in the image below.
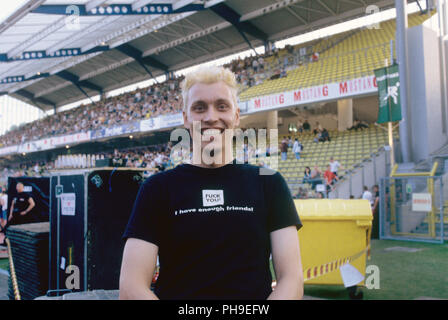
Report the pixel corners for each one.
[202,190,224,207]
[174,205,254,216]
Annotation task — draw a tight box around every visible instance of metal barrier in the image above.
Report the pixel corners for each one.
[379,163,446,243]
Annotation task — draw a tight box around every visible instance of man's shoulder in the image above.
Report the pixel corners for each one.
[141,167,178,187]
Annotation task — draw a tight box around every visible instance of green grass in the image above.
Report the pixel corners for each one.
[302,239,448,300]
[0,258,9,271]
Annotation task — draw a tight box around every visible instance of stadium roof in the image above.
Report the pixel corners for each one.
[0,0,400,111]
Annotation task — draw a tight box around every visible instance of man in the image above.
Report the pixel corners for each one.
[329,157,343,177]
[371,185,380,239]
[0,187,7,243]
[280,138,288,161]
[292,138,302,160]
[8,183,35,226]
[361,186,373,206]
[310,165,323,190]
[302,120,310,131]
[120,66,303,300]
[320,128,330,142]
[324,165,338,194]
[0,187,7,228]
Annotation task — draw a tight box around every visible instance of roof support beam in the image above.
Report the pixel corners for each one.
[116,43,168,74]
[291,3,331,15]
[239,0,306,22]
[57,70,103,93]
[15,89,56,108]
[285,6,308,25]
[316,0,337,16]
[209,2,268,43]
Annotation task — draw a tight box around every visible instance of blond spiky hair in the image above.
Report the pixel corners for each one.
[181,66,239,111]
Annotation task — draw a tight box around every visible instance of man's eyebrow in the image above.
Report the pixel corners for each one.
[215,98,232,105]
[190,99,208,105]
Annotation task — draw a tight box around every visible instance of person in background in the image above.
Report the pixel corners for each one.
[8,183,35,226]
[324,165,338,194]
[280,138,288,161]
[287,136,293,148]
[371,185,380,239]
[0,186,8,244]
[329,157,343,177]
[313,122,322,135]
[302,120,311,131]
[302,167,312,185]
[310,165,322,190]
[320,128,330,142]
[292,138,302,160]
[362,186,373,206]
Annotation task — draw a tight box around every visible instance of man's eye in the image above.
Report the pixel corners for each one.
[218,104,229,110]
[192,105,205,112]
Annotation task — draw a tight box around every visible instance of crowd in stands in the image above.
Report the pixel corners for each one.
[293,157,343,198]
[0,76,184,147]
[0,143,173,188]
[0,41,319,149]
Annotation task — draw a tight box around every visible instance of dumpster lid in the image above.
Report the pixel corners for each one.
[295,199,373,220]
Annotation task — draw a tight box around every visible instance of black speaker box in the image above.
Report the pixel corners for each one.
[6,222,49,300]
[49,168,144,294]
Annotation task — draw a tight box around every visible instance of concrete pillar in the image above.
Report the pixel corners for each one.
[337,99,353,131]
[395,0,412,163]
[266,110,278,131]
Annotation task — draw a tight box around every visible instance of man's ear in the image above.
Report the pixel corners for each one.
[182,109,189,129]
[234,107,240,127]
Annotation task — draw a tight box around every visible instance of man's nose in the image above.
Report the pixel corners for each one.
[203,105,219,123]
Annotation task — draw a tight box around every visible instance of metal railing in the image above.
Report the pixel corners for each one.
[379,163,446,243]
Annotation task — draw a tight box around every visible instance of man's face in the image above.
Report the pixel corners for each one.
[183,81,240,162]
[16,183,23,193]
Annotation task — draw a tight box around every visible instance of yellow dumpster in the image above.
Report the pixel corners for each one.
[296,199,372,294]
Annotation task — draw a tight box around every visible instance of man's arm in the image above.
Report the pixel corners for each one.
[21,197,35,215]
[267,226,303,300]
[372,196,379,212]
[119,238,160,300]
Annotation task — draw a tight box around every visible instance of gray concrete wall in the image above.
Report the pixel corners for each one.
[329,148,389,199]
[408,24,448,163]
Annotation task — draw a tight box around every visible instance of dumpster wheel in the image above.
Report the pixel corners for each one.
[347,286,363,300]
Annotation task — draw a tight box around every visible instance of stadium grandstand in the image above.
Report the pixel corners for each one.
[0,1,439,199]
[0,0,448,300]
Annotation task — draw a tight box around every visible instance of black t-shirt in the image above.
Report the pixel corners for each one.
[123,161,302,300]
[13,192,30,213]
[123,164,302,299]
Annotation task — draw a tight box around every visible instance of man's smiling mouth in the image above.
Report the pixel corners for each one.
[201,128,225,135]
